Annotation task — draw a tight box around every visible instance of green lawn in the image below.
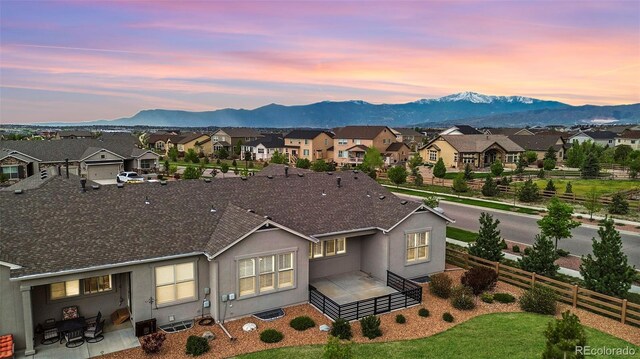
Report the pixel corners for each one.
[443,171,513,180]
[238,313,638,359]
[446,226,477,243]
[531,179,640,196]
[168,159,263,171]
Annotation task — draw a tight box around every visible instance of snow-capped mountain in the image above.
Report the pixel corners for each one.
[414,91,534,104]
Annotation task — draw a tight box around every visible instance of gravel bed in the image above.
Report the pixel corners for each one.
[99,271,638,359]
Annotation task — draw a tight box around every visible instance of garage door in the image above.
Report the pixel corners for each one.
[87,164,121,180]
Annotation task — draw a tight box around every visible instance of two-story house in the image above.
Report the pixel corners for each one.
[175,133,212,157]
[569,131,618,148]
[616,130,640,150]
[242,134,286,161]
[390,128,425,151]
[332,126,397,166]
[211,128,263,154]
[283,130,334,163]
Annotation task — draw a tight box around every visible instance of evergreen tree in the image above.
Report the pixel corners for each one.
[164,160,170,175]
[468,212,504,262]
[537,197,580,249]
[515,156,527,175]
[581,152,601,178]
[481,176,499,197]
[543,311,587,359]
[580,217,636,297]
[463,163,474,180]
[233,139,243,156]
[452,172,469,192]
[220,163,229,178]
[413,172,424,186]
[433,158,446,178]
[216,147,229,160]
[537,168,545,179]
[523,151,538,164]
[183,166,201,179]
[565,182,573,194]
[543,158,556,171]
[544,146,557,161]
[566,140,585,168]
[168,147,179,162]
[519,235,559,277]
[388,165,408,187]
[614,144,633,164]
[629,157,640,179]
[490,160,504,177]
[608,193,629,215]
[408,152,423,172]
[518,178,541,202]
[545,179,556,193]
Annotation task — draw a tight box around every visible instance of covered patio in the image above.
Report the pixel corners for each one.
[310,271,397,305]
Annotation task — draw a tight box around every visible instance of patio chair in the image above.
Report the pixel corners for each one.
[84,320,105,343]
[41,318,59,345]
[62,306,79,320]
[64,328,84,348]
[85,311,102,329]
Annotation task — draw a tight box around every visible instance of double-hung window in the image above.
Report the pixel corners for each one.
[338,139,347,145]
[429,150,437,161]
[239,252,295,297]
[406,231,430,263]
[1,166,19,179]
[309,241,324,258]
[303,149,310,156]
[239,258,256,296]
[84,275,112,294]
[278,253,294,288]
[155,262,196,305]
[50,280,80,300]
[309,238,346,258]
[259,256,275,292]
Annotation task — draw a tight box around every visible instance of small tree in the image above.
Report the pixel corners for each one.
[296,158,311,169]
[168,147,179,162]
[515,156,527,174]
[481,176,499,197]
[183,166,201,179]
[164,160,170,175]
[413,172,424,186]
[185,148,199,163]
[565,182,572,194]
[581,152,600,178]
[468,212,504,261]
[433,158,446,179]
[388,166,408,187]
[244,150,253,161]
[518,178,540,202]
[537,197,580,249]
[524,151,538,164]
[583,188,601,220]
[580,217,636,297]
[452,173,469,192]
[408,152,423,172]
[220,163,229,178]
[629,157,640,179]
[543,158,556,171]
[362,147,383,171]
[233,139,243,156]
[463,163,473,180]
[608,193,629,215]
[270,150,287,164]
[216,147,229,160]
[614,144,633,164]
[566,140,585,168]
[537,168,545,179]
[544,146,557,161]
[490,160,504,177]
[543,311,587,359]
[519,234,559,277]
[545,179,556,193]
[232,159,237,168]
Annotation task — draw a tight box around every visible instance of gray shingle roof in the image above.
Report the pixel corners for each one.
[1,172,428,278]
[385,142,408,152]
[245,134,284,148]
[0,136,142,162]
[285,129,334,140]
[392,128,422,136]
[216,128,262,138]
[254,164,313,177]
[438,135,523,153]
[508,135,564,151]
[333,126,394,140]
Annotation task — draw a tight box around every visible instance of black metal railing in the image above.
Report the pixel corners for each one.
[309,271,422,321]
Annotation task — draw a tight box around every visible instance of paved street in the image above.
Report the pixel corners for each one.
[396,194,640,267]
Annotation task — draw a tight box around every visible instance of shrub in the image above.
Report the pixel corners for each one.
[512,245,520,253]
[493,293,516,304]
[141,332,166,354]
[523,247,532,256]
[500,239,508,249]
[185,335,210,356]
[520,284,557,315]
[290,316,315,331]
[360,315,382,339]
[543,311,587,359]
[609,193,629,215]
[260,329,284,343]
[395,314,406,324]
[443,312,454,323]
[480,293,494,303]
[556,249,570,257]
[418,308,430,317]
[323,335,353,359]
[451,285,476,310]
[330,318,352,340]
[460,267,498,295]
[429,273,453,298]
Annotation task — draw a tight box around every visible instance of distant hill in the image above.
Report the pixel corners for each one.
[36,91,638,128]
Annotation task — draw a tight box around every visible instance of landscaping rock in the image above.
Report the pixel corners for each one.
[319,324,330,332]
[242,323,257,332]
[201,331,215,341]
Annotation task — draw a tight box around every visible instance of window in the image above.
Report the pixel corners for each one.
[140,159,154,169]
[1,166,19,179]
[309,238,346,258]
[239,252,295,297]
[506,154,518,163]
[290,139,294,144]
[258,148,265,154]
[304,139,308,145]
[338,150,348,158]
[84,275,112,294]
[303,149,310,156]
[632,140,637,145]
[324,139,329,145]
[429,150,437,161]
[454,153,458,163]
[338,139,347,145]
[50,280,80,300]
[462,154,475,164]
[353,139,361,144]
[406,232,430,263]
[155,262,196,305]
[309,242,324,258]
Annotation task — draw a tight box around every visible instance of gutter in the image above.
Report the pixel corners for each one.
[312,227,380,238]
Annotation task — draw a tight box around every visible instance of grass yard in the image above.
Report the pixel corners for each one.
[443,171,513,180]
[238,313,638,359]
[446,226,477,242]
[168,159,263,171]
[532,179,639,196]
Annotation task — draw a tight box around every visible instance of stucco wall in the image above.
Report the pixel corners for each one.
[0,265,26,349]
[360,231,389,281]
[308,236,361,279]
[213,228,310,321]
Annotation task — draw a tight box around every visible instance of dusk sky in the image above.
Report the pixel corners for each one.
[1,1,639,124]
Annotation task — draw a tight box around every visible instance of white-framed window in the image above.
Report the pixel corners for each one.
[406,231,430,263]
[1,165,19,179]
[506,153,518,163]
[454,153,458,163]
[83,275,112,295]
[353,139,361,144]
[324,139,329,145]
[309,238,346,258]
[140,159,154,169]
[50,280,80,300]
[258,148,265,154]
[338,150,348,158]
[338,139,347,145]
[303,149,310,156]
[155,262,196,305]
[239,252,295,297]
[429,150,437,161]
[462,154,475,164]
[309,241,324,259]
[304,139,309,145]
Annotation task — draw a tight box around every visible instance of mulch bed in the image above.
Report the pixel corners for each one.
[99,270,639,359]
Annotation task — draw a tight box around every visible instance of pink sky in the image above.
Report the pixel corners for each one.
[1,1,639,123]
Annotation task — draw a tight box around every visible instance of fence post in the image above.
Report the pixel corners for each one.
[464,252,469,269]
[531,272,536,288]
[572,285,578,308]
[495,262,500,276]
[621,299,628,324]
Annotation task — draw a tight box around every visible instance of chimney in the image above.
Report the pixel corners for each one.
[337,177,342,188]
[284,166,289,177]
[80,178,87,192]
[65,158,69,179]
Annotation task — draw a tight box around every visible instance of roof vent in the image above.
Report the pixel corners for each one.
[264,215,271,220]
[160,180,167,186]
[366,191,371,198]
[91,184,100,190]
[354,175,358,180]
[400,200,408,205]
[327,172,333,175]
[14,189,23,195]
[117,183,124,188]
[379,195,386,200]
[145,196,150,205]
[210,205,217,213]
[240,176,247,181]
[267,175,274,179]
[204,178,211,183]
[297,173,304,177]
[247,209,255,213]
[337,177,341,188]
[322,190,326,196]
[80,178,87,193]
[284,166,289,177]
[352,170,359,174]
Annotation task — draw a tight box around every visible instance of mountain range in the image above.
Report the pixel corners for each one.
[42,92,640,128]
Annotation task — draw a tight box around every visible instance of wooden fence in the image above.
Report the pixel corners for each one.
[446,248,640,326]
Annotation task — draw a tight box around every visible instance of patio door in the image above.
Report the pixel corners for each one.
[127,272,133,317]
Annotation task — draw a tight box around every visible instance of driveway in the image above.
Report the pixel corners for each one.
[93,179,118,185]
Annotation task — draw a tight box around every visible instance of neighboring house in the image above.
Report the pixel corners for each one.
[483,128,534,136]
[148,134,184,155]
[55,131,94,139]
[332,126,397,166]
[242,134,286,161]
[439,125,482,136]
[419,134,524,169]
[508,135,566,162]
[175,133,212,156]
[0,136,160,182]
[211,128,263,154]
[0,172,453,356]
[384,142,411,166]
[390,128,424,150]
[568,131,617,148]
[616,130,640,150]
[283,130,334,163]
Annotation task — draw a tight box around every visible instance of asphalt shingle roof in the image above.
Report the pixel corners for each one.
[216,128,263,138]
[0,136,142,162]
[285,129,334,140]
[508,135,564,151]
[438,135,523,153]
[333,126,394,140]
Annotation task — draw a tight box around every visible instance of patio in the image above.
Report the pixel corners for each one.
[310,271,397,305]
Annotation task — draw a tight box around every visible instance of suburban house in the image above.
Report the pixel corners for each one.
[0,170,452,356]
[283,130,334,163]
[482,128,534,136]
[0,135,160,182]
[616,130,640,150]
[56,131,94,140]
[332,126,397,166]
[508,134,566,162]
[439,125,482,136]
[384,142,411,165]
[148,133,211,157]
[390,128,424,150]
[241,134,286,161]
[420,134,524,169]
[148,134,183,155]
[568,131,617,148]
[211,128,263,154]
